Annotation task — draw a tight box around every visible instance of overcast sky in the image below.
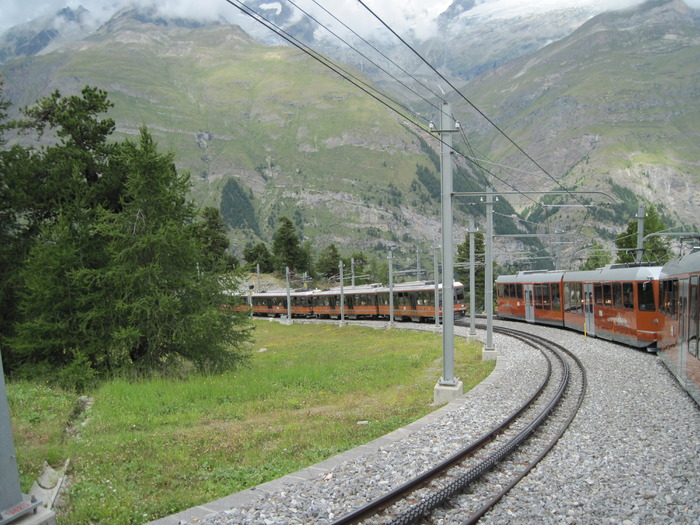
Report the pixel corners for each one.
[2,0,699,38]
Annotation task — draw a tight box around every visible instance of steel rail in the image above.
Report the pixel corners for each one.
[332,325,577,525]
[458,327,588,524]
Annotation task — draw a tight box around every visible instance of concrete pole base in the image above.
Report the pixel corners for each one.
[433,380,463,405]
[10,506,56,525]
[482,348,498,361]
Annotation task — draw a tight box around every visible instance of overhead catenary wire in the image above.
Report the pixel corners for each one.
[354,0,590,209]
[304,0,446,109]
[223,0,429,130]
[226,0,558,210]
[226,0,596,263]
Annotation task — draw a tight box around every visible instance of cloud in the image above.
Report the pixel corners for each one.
[2,0,699,38]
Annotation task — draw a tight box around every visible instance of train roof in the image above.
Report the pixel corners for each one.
[661,248,700,278]
[252,288,316,297]
[373,280,464,293]
[562,263,662,283]
[496,271,565,284]
[497,263,663,284]
[312,283,384,295]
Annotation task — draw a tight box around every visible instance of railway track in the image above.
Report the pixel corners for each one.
[331,324,587,525]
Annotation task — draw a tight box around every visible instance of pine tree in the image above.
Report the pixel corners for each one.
[6,88,252,382]
[615,204,671,264]
[317,244,341,278]
[85,129,251,371]
[243,242,274,273]
[456,230,486,312]
[195,206,238,272]
[272,216,302,274]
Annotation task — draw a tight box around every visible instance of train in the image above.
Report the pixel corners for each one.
[496,248,700,404]
[656,249,700,405]
[239,280,467,322]
[496,263,662,349]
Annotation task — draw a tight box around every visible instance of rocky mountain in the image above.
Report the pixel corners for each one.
[0,6,95,63]
[0,7,498,268]
[458,0,700,240]
[0,0,697,269]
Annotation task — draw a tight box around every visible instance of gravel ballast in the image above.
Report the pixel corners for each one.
[150,321,700,525]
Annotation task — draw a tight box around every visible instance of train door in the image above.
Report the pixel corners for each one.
[690,276,699,359]
[584,283,596,337]
[678,279,689,382]
[524,284,535,323]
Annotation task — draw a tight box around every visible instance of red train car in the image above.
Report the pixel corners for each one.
[243,280,466,322]
[376,281,466,322]
[250,289,314,318]
[562,264,661,348]
[657,249,700,404]
[495,271,565,327]
[311,284,382,319]
[497,263,663,349]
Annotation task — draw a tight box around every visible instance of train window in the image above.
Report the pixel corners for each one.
[594,283,603,305]
[613,283,623,309]
[534,284,543,309]
[542,284,551,310]
[603,283,613,306]
[551,284,561,312]
[638,281,656,313]
[516,284,523,299]
[396,292,407,307]
[623,282,634,309]
[690,276,699,358]
[662,279,678,318]
[497,284,505,298]
[455,288,464,303]
[565,282,583,314]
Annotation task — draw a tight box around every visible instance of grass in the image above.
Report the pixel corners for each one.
[7,320,493,524]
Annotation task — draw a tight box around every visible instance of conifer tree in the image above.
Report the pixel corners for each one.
[243,242,274,273]
[317,244,341,278]
[5,88,252,383]
[456,230,486,312]
[614,204,671,264]
[272,216,302,274]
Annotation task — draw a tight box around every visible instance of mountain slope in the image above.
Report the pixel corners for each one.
[459,0,699,237]
[1,8,505,265]
[1,1,697,269]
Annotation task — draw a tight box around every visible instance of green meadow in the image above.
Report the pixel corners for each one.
[7,320,493,524]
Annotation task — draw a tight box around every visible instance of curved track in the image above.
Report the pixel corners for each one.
[331,323,587,525]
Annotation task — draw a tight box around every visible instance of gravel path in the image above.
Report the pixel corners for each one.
[150,321,700,525]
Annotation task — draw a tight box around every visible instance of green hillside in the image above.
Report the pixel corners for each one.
[2,18,462,264]
[459,0,700,236]
[3,1,697,270]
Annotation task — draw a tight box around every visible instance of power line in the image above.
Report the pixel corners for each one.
[354,0,589,208]
[224,0,427,129]
[306,0,445,107]
[285,0,441,114]
[226,1,592,244]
